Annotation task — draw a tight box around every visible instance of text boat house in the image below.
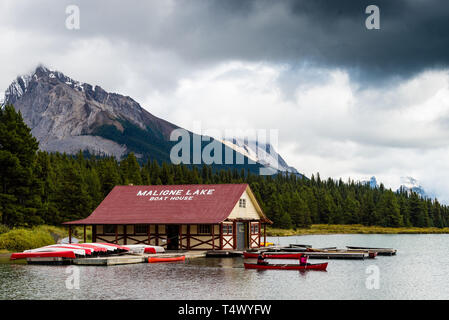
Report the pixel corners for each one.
[64,184,272,250]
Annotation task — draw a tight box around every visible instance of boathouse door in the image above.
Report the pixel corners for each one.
[166,225,179,250]
[236,222,246,250]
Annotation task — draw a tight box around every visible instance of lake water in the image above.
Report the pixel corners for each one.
[1,234,449,300]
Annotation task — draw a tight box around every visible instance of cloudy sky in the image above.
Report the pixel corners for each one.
[1,0,449,201]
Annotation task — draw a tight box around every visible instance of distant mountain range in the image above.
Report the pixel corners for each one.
[397,176,428,198]
[2,65,303,176]
[362,176,428,198]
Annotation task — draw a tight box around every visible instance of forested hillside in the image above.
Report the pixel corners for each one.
[1,104,448,229]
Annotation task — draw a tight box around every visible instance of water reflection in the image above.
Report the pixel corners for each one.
[1,234,449,299]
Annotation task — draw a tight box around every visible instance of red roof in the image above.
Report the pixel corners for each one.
[64,184,266,225]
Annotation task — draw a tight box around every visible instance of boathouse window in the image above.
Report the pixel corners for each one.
[222,224,233,235]
[251,224,259,234]
[103,225,116,235]
[198,224,211,235]
[239,199,246,208]
[134,224,148,235]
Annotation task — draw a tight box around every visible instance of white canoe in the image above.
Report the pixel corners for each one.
[24,247,86,256]
[44,244,94,254]
[126,244,165,253]
[90,243,123,252]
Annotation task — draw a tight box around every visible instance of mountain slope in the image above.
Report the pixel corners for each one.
[2,66,303,176]
[220,138,300,175]
[3,66,178,161]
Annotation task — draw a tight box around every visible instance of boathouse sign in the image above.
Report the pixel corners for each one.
[137,188,215,201]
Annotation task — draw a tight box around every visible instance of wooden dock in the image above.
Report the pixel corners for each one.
[346,246,397,256]
[73,251,207,266]
[205,250,243,258]
[303,252,368,260]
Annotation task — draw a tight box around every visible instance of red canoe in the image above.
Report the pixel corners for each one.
[243,252,303,259]
[44,245,92,255]
[244,262,328,271]
[75,244,108,253]
[10,251,77,260]
[148,256,185,263]
[144,247,156,254]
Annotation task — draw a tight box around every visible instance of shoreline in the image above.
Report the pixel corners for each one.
[267,224,449,237]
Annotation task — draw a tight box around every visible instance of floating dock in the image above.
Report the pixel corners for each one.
[70,251,206,266]
[205,250,243,258]
[303,251,368,260]
[346,246,397,256]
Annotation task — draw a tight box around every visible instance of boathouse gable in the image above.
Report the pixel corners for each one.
[228,187,264,221]
[64,184,271,250]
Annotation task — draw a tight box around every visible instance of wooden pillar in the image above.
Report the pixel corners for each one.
[264,223,267,247]
[258,221,261,247]
[83,225,86,243]
[219,223,223,250]
[148,225,151,245]
[68,225,72,244]
[123,225,127,245]
[179,225,182,250]
[211,224,215,250]
[92,225,97,242]
[232,221,236,250]
[187,225,191,250]
[155,225,159,246]
[115,225,118,244]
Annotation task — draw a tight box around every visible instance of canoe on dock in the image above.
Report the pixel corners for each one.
[306,248,377,259]
[289,244,312,248]
[244,262,327,271]
[11,251,76,260]
[243,252,303,259]
[148,256,185,263]
[346,246,397,255]
[303,251,368,259]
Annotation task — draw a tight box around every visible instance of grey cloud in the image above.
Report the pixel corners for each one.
[3,0,449,84]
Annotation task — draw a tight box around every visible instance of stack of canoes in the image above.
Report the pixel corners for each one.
[10,243,165,264]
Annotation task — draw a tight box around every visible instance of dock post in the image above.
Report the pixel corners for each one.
[69,225,72,244]
[83,225,86,243]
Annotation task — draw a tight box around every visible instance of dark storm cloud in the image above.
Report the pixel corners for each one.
[3,0,449,81]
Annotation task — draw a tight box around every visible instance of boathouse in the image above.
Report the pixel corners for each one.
[64,184,272,250]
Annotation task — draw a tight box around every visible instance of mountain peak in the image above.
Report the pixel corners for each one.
[1,66,178,159]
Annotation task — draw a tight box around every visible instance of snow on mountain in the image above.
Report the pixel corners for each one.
[365,176,378,188]
[220,137,301,175]
[398,176,428,198]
